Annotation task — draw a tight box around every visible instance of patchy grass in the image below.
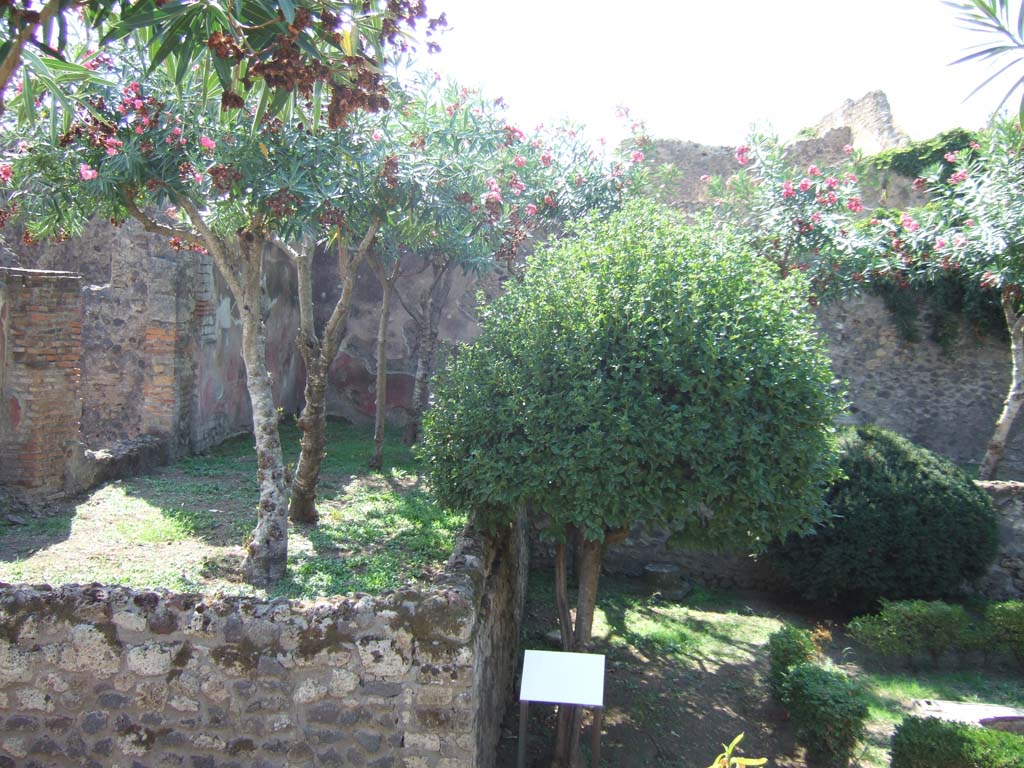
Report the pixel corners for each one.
[0,420,464,598]
[499,574,1024,768]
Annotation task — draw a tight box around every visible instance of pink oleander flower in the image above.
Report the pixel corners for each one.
[371,130,383,142]
[949,170,968,184]
[808,164,822,177]
[900,213,920,232]
[843,144,853,155]
[482,190,503,204]
[954,233,968,248]
[966,218,975,227]
[540,151,552,167]
[104,137,123,156]
[165,206,178,218]
[782,180,795,198]
[944,151,957,163]
[79,163,98,180]
[486,177,500,193]
[846,197,864,213]
[970,141,981,150]
[912,177,927,192]
[825,176,839,190]
[845,172,858,183]
[798,177,812,192]
[0,164,11,183]
[133,99,143,110]
[172,127,182,136]
[525,203,538,216]
[810,212,822,223]
[199,136,216,151]
[700,174,710,182]
[135,125,144,135]
[935,237,946,250]
[631,150,644,164]
[192,172,203,184]
[735,145,750,165]
[981,271,1000,289]
[513,154,526,168]
[544,194,556,207]
[433,71,442,81]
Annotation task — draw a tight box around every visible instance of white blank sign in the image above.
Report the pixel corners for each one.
[519,649,605,708]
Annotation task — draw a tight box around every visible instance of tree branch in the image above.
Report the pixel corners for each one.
[171,191,245,301]
[122,193,205,248]
[0,0,63,103]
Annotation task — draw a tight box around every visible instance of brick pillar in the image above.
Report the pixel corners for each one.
[0,267,83,495]
[141,322,178,437]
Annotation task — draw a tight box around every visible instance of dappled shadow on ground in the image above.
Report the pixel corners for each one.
[496,576,805,768]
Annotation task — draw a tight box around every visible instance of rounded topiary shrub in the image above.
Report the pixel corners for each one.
[767,425,998,612]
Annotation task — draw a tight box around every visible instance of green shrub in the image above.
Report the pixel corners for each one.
[767,624,817,697]
[848,600,973,664]
[891,716,1024,768]
[767,426,998,613]
[779,662,869,768]
[986,600,1024,664]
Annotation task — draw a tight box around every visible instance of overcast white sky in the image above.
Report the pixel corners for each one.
[417,0,1014,147]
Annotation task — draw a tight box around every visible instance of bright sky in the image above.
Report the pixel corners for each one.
[418,0,1014,147]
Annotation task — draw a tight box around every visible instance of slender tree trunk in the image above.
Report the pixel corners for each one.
[234,239,289,586]
[126,198,290,585]
[400,265,453,445]
[287,225,376,522]
[369,256,400,470]
[979,288,1024,480]
[402,316,438,444]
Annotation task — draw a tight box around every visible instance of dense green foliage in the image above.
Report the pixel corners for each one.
[890,716,1024,768]
[421,201,841,545]
[865,129,977,182]
[768,426,998,612]
[848,600,974,663]
[779,662,869,768]
[767,624,817,698]
[986,600,1024,664]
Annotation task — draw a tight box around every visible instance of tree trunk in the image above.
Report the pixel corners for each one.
[369,258,398,471]
[235,245,290,586]
[287,225,378,522]
[552,533,606,767]
[402,316,438,445]
[979,288,1024,480]
[400,265,452,445]
[288,244,322,523]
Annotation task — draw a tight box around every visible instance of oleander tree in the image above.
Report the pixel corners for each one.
[0,51,414,584]
[707,134,868,305]
[844,119,1024,478]
[1,0,443,122]
[278,75,640,518]
[419,199,842,766]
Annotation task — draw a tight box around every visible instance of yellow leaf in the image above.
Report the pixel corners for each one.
[259,142,269,159]
[341,26,355,57]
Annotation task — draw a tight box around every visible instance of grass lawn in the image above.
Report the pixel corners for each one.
[0,420,465,598]
[498,573,1024,768]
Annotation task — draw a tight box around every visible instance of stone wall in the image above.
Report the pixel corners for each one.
[0,517,529,768]
[972,482,1024,601]
[1,223,305,486]
[0,268,83,496]
[819,293,1022,476]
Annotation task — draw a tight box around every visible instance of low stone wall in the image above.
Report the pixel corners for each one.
[0,519,528,768]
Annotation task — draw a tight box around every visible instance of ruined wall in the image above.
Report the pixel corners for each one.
[3,221,304,462]
[0,269,82,496]
[819,293,1021,475]
[0,518,529,768]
